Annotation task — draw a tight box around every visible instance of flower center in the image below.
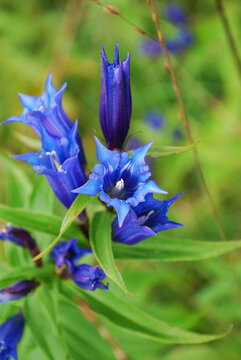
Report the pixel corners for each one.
[0,340,7,353]
[108,178,126,199]
[45,151,64,173]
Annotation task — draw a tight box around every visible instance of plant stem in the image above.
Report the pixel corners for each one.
[215,0,241,79]
[77,298,129,360]
[147,0,226,241]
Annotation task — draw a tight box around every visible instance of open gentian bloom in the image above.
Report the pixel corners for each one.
[50,238,92,272]
[72,264,108,291]
[73,137,166,227]
[0,313,24,360]
[164,3,187,25]
[0,281,38,304]
[100,42,131,150]
[3,74,87,210]
[113,193,183,245]
[3,73,86,165]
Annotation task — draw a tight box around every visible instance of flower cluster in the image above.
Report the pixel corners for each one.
[3,73,87,210]
[1,42,182,357]
[140,3,193,57]
[50,239,108,291]
[73,44,182,242]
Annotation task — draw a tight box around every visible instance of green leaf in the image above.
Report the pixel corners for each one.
[147,142,199,158]
[90,211,135,296]
[13,132,41,150]
[0,204,87,243]
[0,264,55,287]
[0,152,32,208]
[66,282,231,345]
[59,295,116,360]
[32,194,93,262]
[23,284,69,360]
[113,235,241,261]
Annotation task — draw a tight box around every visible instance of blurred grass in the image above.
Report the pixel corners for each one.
[0,0,240,358]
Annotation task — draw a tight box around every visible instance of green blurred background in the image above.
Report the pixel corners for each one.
[0,0,240,359]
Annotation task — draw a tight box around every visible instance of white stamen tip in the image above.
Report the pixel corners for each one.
[115,179,124,191]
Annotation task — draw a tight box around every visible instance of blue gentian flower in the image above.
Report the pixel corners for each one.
[3,73,86,165]
[140,27,193,57]
[72,264,108,291]
[0,281,38,304]
[100,42,131,150]
[50,238,92,272]
[73,137,167,227]
[0,225,42,267]
[0,313,24,360]
[145,111,164,130]
[113,193,183,245]
[3,74,87,210]
[165,3,187,24]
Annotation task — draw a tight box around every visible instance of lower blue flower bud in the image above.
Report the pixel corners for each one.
[0,281,39,304]
[72,264,108,291]
[50,238,92,272]
[0,313,24,360]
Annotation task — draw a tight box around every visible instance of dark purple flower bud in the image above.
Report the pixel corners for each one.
[100,42,132,150]
[0,281,39,304]
[113,193,183,245]
[72,264,108,291]
[165,3,187,24]
[145,111,164,130]
[0,225,42,267]
[50,238,92,272]
[0,313,24,360]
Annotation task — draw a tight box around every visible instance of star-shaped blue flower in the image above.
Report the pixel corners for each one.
[113,193,183,245]
[73,137,167,226]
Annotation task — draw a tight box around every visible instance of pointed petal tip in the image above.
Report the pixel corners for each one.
[114,42,119,64]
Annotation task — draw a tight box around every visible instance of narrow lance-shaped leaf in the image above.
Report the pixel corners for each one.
[0,264,55,288]
[147,141,199,158]
[90,211,135,296]
[65,282,232,345]
[113,235,241,261]
[32,194,93,262]
[0,204,86,244]
[23,284,69,360]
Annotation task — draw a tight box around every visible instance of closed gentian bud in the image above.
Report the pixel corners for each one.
[0,225,42,267]
[100,42,132,150]
[0,281,39,304]
[50,238,92,272]
[72,264,108,291]
[0,313,24,360]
